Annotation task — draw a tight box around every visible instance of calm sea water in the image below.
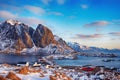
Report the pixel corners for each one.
[0,54,120,68]
[54,56,120,68]
[0,54,39,64]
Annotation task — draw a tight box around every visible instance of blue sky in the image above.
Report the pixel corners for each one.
[0,0,120,49]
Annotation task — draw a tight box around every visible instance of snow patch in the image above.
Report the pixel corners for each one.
[6,19,21,25]
[21,46,39,54]
[54,35,60,41]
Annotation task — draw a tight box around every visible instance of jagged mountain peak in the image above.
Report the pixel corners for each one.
[37,24,44,29]
[5,19,22,25]
[36,24,51,32]
[0,20,73,54]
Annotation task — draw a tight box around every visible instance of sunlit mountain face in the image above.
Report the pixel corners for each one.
[0,0,120,49]
[0,19,74,54]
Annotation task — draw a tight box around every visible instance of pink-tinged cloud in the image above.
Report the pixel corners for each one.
[84,21,109,27]
[109,32,120,36]
[0,10,18,19]
[24,5,46,15]
[75,34,104,39]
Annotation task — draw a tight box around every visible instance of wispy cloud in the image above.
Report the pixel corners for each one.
[24,5,46,15]
[0,10,18,19]
[74,34,104,39]
[112,19,120,22]
[0,10,44,26]
[0,4,21,11]
[49,12,63,16]
[69,16,76,19]
[84,21,109,27]
[57,0,65,5]
[41,0,65,5]
[41,0,52,5]
[18,17,45,26]
[112,19,120,25]
[109,32,120,36]
[81,4,88,9]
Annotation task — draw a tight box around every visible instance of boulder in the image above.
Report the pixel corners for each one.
[49,75,57,80]
[18,66,29,74]
[0,75,7,80]
[6,72,21,80]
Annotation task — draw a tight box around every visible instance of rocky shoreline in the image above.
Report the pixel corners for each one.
[0,58,120,80]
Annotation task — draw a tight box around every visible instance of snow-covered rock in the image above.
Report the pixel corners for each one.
[6,19,21,25]
[67,42,120,56]
[0,19,74,54]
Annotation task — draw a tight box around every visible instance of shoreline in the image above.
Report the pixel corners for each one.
[0,61,120,80]
[0,54,120,80]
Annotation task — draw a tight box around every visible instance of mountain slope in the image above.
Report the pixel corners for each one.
[33,24,57,48]
[0,19,73,54]
[0,19,34,53]
[67,42,120,56]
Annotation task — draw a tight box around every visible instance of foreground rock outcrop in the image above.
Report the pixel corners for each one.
[0,75,7,80]
[6,72,21,80]
[18,66,29,75]
[0,63,119,80]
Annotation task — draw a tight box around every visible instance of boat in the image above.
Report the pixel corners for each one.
[33,62,41,67]
[102,59,115,62]
[17,62,26,66]
[82,66,95,71]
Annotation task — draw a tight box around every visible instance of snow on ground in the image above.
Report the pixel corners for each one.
[0,64,51,80]
[0,62,120,80]
[17,73,49,80]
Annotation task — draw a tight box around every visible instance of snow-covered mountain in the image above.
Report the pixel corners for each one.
[1,19,119,56]
[67,42,120,56]
[0,19,73,54]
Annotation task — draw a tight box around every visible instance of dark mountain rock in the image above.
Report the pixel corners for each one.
[0,20,34,53]
[0,19,73,54]
[33,24,57,48]
[28,27,35,38]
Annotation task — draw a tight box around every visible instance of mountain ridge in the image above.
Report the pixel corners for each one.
[0,19,73,54]
[67,42,120,56]
[0,19,119,56]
